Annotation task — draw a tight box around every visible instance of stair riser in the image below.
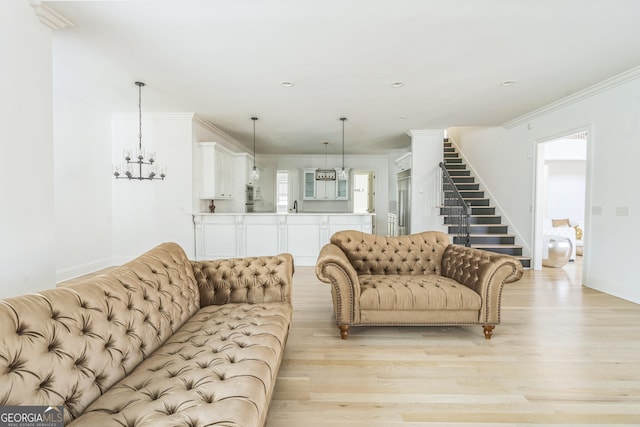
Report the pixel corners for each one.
[465,199,490,206]
[447,170,471,176]
[443,197,489,206]
[454,183,480,191]
[440,207,496,215]
[444,216,502,225]
[459,191,484,198]
[455,236,515,245]
[443,199,489,207]
[445,164,466,170]
[449,225,509,234]
[444,190,485,199]
[451,176,475,183]
[475,246,523,256]
[444,153,459,159]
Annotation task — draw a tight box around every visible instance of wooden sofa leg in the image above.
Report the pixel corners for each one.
[483,325,495,339]
[338,325,349,339]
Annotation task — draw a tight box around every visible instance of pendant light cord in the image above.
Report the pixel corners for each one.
[251,117,258,169]
[340,117,346,171]
[136,82,145,152]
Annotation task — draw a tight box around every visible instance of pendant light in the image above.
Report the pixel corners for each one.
[315,142,336,181]
[249,117,260,180]
[113,81,166,181]
[338,117,347,179]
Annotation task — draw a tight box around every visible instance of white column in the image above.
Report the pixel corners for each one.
[406,129,446,233]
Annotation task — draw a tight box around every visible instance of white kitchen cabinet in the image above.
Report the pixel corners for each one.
[302,168,317,200]
[336,169,349,200]
[302,168,349,200]
[316,179,337,200]
[199,142,234,199]
[395,152,412,172]
[193,213,374,265]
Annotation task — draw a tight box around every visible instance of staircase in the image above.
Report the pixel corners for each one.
[441,140,531,268]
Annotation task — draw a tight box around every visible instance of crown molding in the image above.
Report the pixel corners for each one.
[502,65,640,129]
[406,129,445,138]
[193,115,250,153]
[28,1,73,30]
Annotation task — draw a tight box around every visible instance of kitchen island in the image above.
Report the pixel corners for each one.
[193,213,374,265]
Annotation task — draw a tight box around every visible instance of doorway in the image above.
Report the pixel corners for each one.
[353,170,375,232]
[352,170,375,213]
[533,129,590,272]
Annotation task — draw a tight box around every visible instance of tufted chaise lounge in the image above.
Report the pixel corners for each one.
[315,230,523,339]
[0,242,293,426]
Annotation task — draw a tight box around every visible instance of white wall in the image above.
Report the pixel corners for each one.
[408,129,447,233]
[0,1,56,297]
[112,113,196,262]
[544,160,586,224]
[53,76,115,282]
[452,69,640,304]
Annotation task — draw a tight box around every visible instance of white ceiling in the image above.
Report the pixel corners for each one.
[48,0,640,155]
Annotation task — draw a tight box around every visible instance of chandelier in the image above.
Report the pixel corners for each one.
[315,141,336,181]
[113,82,166,180]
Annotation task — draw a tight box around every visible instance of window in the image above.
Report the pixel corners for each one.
[276,170,289,213]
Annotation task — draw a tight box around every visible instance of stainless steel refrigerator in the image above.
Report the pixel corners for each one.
[397,169,411,235]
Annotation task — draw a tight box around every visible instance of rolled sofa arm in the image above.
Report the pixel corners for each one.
[315,243,362,327]
[441,245,523,324]
[191,253,294,306]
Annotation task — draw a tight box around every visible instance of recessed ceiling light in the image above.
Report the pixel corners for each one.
[280,81,294,87]
[397,116,407,120]
[500,80,517,86]
[391,81,405,88]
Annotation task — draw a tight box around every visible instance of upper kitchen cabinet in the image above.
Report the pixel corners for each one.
[336,169,349,200]
[199,142,234,199]
[395,152,412,172]
[302,168,317,200]
[302,168,349,200]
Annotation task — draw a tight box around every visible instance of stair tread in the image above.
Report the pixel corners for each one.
[444,199,489,200]
[466,233,515,237]
[471,244,522,248]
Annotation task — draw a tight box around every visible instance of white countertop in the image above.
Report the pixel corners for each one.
[193,212,375,216]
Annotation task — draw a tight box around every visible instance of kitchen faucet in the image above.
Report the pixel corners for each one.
[293,200,298,213]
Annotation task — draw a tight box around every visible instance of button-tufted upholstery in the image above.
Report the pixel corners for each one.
[192,255,293,306]
[316,230,523,339]
[0,243,294,427]
[330,231,448,276]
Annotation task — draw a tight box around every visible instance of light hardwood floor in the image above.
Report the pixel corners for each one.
[266,258,640,426]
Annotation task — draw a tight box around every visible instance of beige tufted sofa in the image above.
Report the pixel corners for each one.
[315,230,523,340]
[0,242,293,426]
